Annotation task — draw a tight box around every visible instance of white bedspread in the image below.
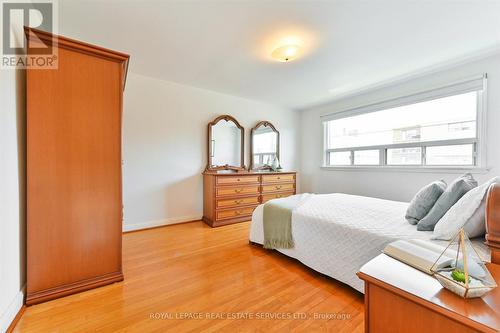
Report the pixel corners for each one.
[249,193,490,293]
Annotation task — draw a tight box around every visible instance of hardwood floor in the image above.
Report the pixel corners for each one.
[14,221,364,332]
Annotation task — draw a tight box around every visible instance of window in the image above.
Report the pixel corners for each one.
[328,151,351,165]
[354,150,379,165]
[322,75,486,169]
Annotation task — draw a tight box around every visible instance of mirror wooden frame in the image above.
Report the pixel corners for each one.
[250,121,280,170]
[206,115,246,172]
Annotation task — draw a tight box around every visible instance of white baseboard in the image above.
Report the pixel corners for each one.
[123,214,202,232]
[0,286,24,333]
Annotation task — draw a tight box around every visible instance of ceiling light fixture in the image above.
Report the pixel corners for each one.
[271,44,301,62]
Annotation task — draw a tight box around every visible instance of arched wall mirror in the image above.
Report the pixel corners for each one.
[250,121,280,170]
[206,115,245,171]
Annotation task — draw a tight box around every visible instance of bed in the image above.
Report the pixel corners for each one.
[249,192,493,293]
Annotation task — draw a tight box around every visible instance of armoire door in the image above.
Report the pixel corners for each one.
[26,28,129,305]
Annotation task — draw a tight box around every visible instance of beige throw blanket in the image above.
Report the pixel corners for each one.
[263,194,312,249]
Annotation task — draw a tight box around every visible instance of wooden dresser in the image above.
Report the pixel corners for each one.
[358,254,500,333]
[203,171,297,227]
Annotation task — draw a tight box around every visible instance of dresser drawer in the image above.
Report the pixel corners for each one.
[216,206,256,220]
[261,174,295,183]
[216,196,260,209]
[261,192,294,203]
[262,183,295,193]
[216,185,260,197]
[216,175,260,185]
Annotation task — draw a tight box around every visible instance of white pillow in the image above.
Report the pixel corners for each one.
[432,177,500,240]
[463,202,486,239]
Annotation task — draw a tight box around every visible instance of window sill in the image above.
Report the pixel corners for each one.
[320,165,491,174]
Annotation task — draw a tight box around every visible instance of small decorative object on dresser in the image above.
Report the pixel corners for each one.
[431,228,497,298]
[270,156,281,172]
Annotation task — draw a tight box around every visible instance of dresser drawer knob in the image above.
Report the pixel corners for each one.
[235,210,242,215]
[234,189,242,193]
[237,178,241,181]
[277,176,281,180]
[275,185,282,190]
[234,200,243,204]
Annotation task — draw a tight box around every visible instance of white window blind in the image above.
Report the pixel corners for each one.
[321,74,487,169]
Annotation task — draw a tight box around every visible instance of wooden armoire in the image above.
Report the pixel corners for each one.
[26,28,129,305]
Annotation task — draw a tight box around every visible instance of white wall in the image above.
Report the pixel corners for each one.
[299,54,500,202]
[0,68,25,332]
[0,17,25,332]
[122,73,299,231]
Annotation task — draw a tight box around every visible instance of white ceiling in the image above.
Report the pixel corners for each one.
[59,0,500,110]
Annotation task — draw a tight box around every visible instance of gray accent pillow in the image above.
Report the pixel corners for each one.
[417,173,478,231]
[405,180,447,225]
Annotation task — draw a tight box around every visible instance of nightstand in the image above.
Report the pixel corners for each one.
[357,254,500,333]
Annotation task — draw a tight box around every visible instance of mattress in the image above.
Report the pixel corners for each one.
[249,193,490,293]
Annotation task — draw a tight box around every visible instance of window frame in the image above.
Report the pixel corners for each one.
[321,74,488,173]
